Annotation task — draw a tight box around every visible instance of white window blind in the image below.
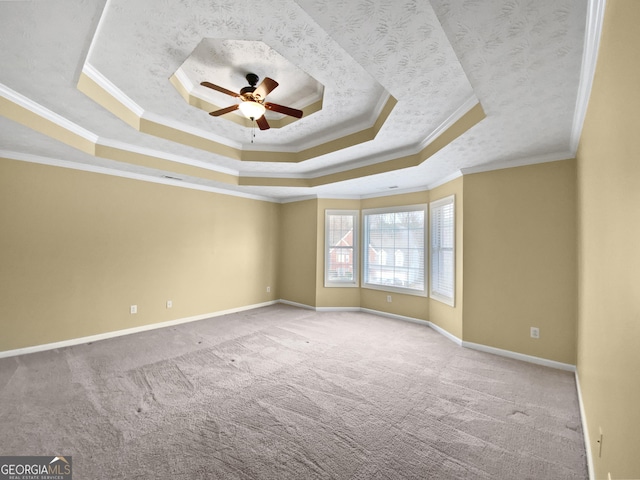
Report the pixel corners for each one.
[363,205,426,295]
[325,210,359,287]
[430,195,455,305]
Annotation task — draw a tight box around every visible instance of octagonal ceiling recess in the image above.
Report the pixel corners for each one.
[0,0,592,201]
[172,39,326,129]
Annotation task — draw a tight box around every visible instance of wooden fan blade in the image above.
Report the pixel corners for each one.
[264,102,303,118]
[200,81,239,97]
[209,104,239,116]
[253,77,279,100]
[256,115,270,130]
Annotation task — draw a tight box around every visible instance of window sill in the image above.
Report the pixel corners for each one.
[362,284,427,297]
[324,282,360,288]
[430,293,455,307]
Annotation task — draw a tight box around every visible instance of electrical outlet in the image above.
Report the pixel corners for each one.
[387,295,392,303]
[130,305,137,314]
[166,300,172,309]
[530,327,539,339]
[266,286,271,293]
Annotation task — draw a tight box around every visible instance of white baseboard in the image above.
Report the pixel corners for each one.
[428,321,463,346]
[280,304,577,373]
[575,371,594,480]
[316,306,362,312]
[0,300,278,359]
[278,299,316,310]
[360,307,430,326]
[462,341,576,372]
[360,308,462,345]
[1,301,577,376]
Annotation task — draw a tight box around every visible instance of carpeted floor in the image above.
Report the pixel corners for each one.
[0,304,587,479]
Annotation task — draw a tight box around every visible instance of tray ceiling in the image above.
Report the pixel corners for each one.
[0,0,589,201]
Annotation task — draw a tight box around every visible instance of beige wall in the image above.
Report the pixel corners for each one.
[429,177,463,339]
[0,158,279,352]
[2,158,581,367]
[279,191,434,319]
[8,7,638,473]
[463,160,578,364]
[576,1,640,477]
[278,199,317,307]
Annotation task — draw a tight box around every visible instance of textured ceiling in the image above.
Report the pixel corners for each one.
[0,0,589,201]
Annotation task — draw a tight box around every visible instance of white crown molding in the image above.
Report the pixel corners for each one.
[360,184,430,200]
[426,170,463,190]
[278,185,432,203]
[0,300,278,359]
[0,83,99,143]
[460,151,574,176]
[173,67,194,91]
[278,195,320,204]
[175,66,390,155]
[240,170,310,179]
[84,0,113,63]
[305,95,479,180]
[82,63,145,117]
[140,110,244,150]
[96,137,239,176]
[243,93,394,155]
[314,193,364,200]
[0,150,277,203]
[83,68,238,156]
[570,0,607,153]
[85,65,391,156]
[306,145,414,179]
[417,95,480,151]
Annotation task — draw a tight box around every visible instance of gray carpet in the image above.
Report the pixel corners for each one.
[0,305,587,479]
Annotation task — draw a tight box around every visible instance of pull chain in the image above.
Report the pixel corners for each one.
[250,118,256,144]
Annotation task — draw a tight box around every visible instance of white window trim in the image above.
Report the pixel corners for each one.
[362,204,428,297]
[324,209,359,288]
[429,195,455,306]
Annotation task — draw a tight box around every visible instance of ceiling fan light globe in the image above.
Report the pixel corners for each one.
[238,101,266,120]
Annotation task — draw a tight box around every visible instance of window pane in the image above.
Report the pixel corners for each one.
[328,246,354,281]
[328,214,353,247]
[430,197,455,304]
[363,206,426,293]
[325,211,358,286]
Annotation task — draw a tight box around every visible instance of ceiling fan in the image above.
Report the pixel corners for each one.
[200,73,303,130]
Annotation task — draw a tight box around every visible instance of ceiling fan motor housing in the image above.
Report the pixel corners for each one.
[240,73,260,95]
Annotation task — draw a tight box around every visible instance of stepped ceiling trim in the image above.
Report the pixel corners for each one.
[0,0,594,200]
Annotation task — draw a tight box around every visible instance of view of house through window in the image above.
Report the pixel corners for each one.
[325,210,359,287]
[363,205,426,295]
